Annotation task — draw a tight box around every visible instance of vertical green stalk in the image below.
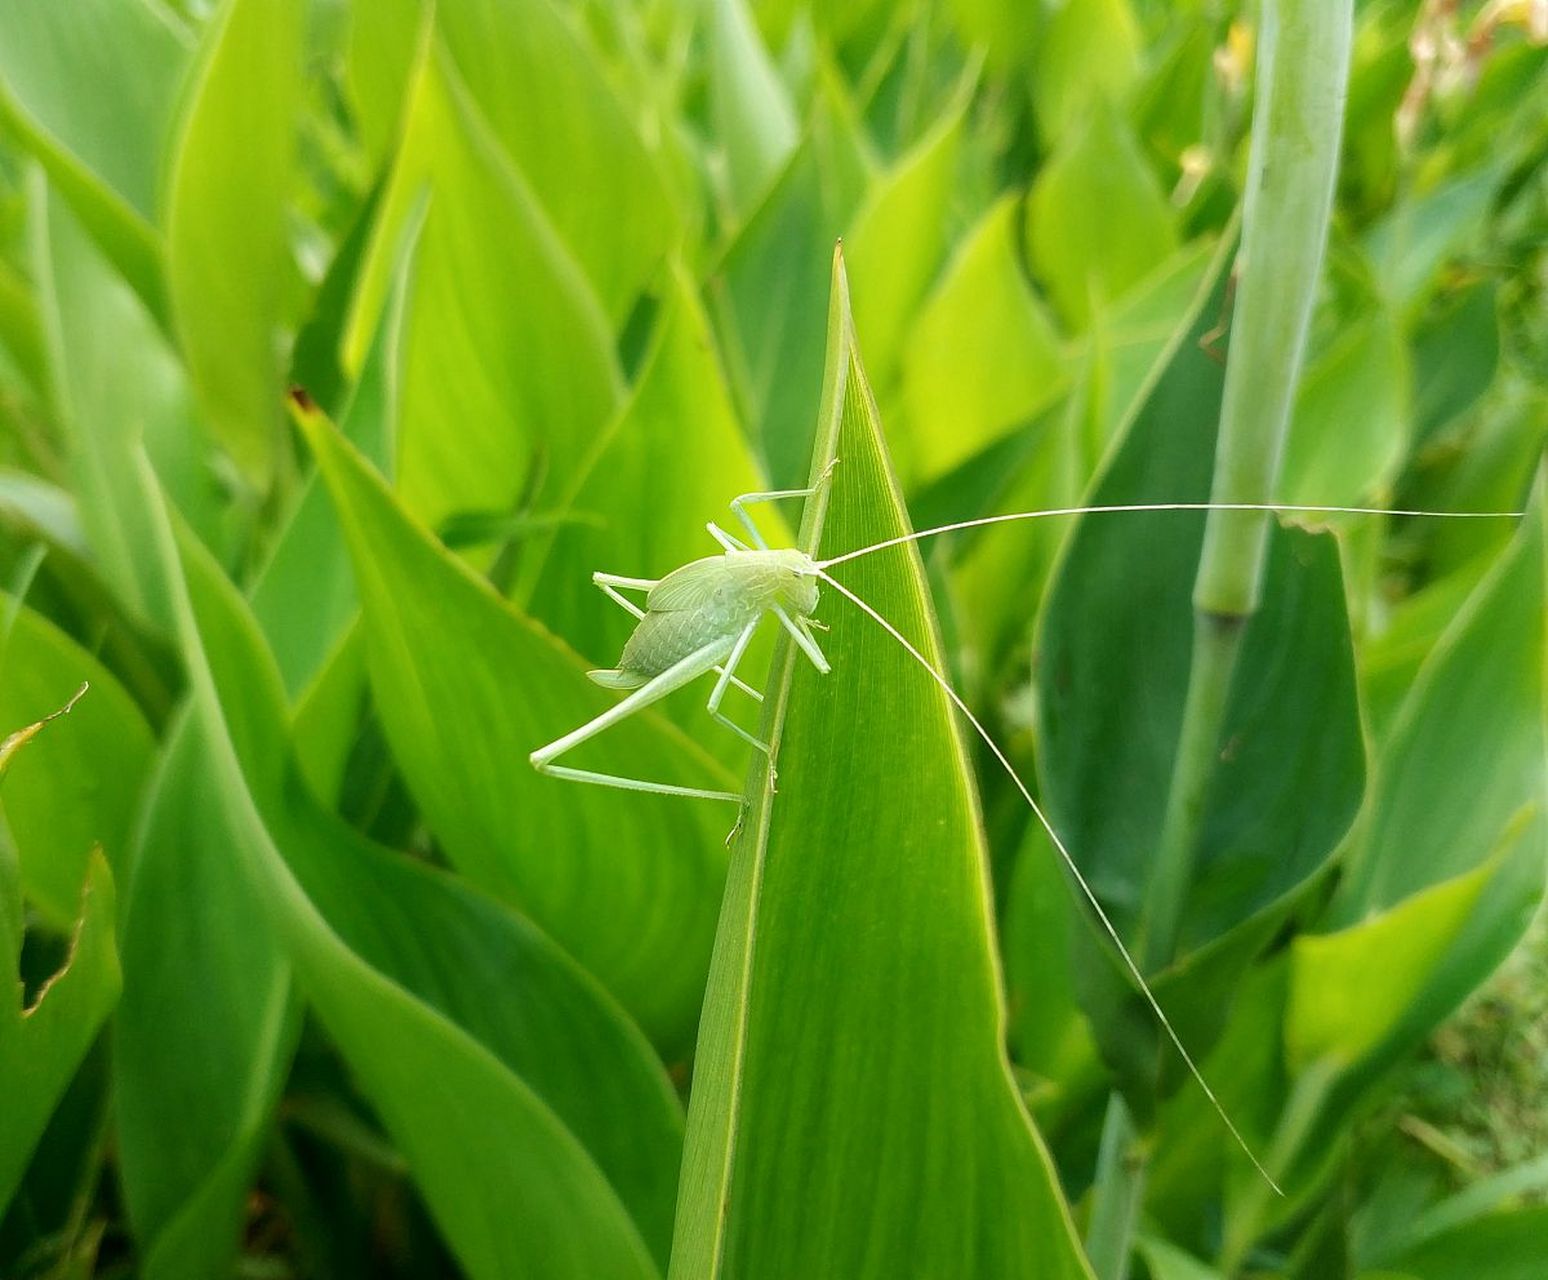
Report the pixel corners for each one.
[1141,0,1353,975]
[1084,1096,1148,1280]
[1086,4,1351,1276]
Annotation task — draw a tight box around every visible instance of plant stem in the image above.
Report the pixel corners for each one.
[1085,1095,1147,1280]
[1142,0,1353,972]
[1087,4,1352,1272]
[1219,1063,1339,1276]
[1194,0,1354,618]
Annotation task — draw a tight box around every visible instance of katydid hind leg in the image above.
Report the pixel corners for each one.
[530,638,742,802]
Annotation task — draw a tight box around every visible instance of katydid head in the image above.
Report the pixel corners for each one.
[769,549,822,618]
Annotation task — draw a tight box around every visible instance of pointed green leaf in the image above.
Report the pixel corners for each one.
[709,0,798,216]
[671,250,1091,1280]
[1027,101,1178,330]
[1033,0,1143,144]
[0,0,191,318]
[1336,483,1546,914]
[152,473,676,1280]
[114,715,295,1280]
[845,89,969,388]
[346,0,675,322]
[347,43,622,525]
[32,179,225,634]
[1032,236,1364,1099]
[297,403,729,1048]
[1281,304,1410,505]
[164,0,304,481]
[900,194,1067,483]
[1036,237,1362,955]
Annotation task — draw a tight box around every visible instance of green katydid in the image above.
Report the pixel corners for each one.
[529,483,1523,1190]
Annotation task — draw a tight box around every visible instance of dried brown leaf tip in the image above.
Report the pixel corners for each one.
[0,682,90,781]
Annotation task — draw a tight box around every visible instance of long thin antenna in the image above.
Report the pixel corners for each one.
[814,567,1284,1195]
[817,501,1525,569]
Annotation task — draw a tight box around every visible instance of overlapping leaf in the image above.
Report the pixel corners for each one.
[154,479,686,1279]
[0,692,119,1218]
[1032,234,1364,1097]
[0,0,191,317]
[347,40,622,525]
[299,404,729,1048]
[0,598,151,924]
[164,0,304,481]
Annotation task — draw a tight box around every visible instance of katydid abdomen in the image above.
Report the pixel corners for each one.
[593,550,821,689]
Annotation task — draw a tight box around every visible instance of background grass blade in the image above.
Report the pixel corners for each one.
[671,250,1092,1280]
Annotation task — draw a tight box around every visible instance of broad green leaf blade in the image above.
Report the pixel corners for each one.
[671,250,1091,1280]
[0,0,189,227]
[164,0,303,481]
[948,0,1043,67]
[1364,166,1503,311]
[1335,481,1547,915]
[844,87,969,390]
[345,0,675,324]
[1036,236,1362,952]
[297,404,729,1049]
[713,82,871,490]
[151,475,672,1280]
[114,714,296,1280]
[1032,234,1364,1097]
[32,178,226,634]
[1366,1206,1548,1280]
[427,0,675,320]
[1032,0,1143,144]
[1275,822,1545,1197]
[1289,856,1496,1071]
[0,597,153,925]
[709,0,798,216]
[0,0,190,319]
[900,194,1067,484]
[1256,484,1548,1195]
[1280,304,1410,506]
[171,516,686,1268]
[347,42,622,525]
[252,258,403,699]
[0,849,117,1219]
[1026,100,1177,330]
[0,259,46,396]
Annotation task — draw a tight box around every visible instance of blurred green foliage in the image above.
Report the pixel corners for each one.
[0,0,1543,1277]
